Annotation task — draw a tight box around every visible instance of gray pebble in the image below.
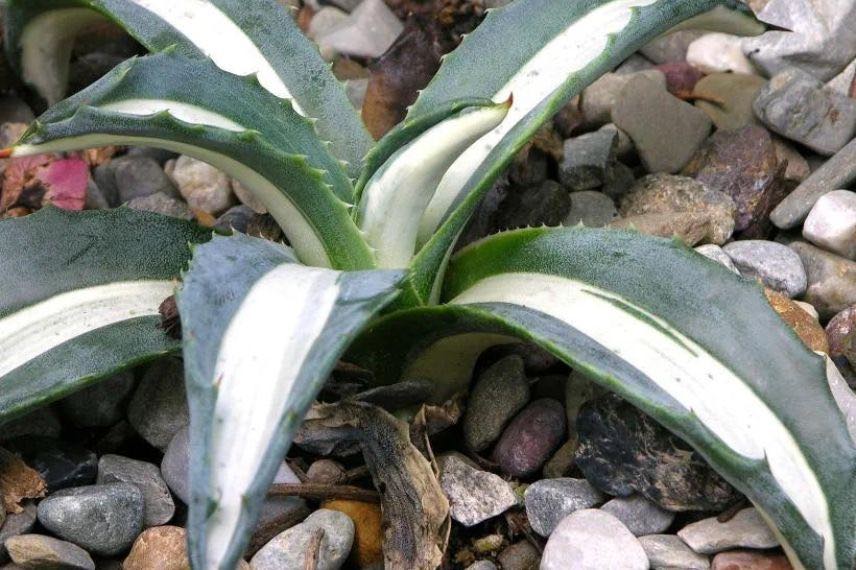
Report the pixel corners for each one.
[250,509,354,570]
[639,534,709,569]
[127,192,193,220]
[160,425,190,504]
[128,357,189,451]
[695,244,740,274]
[677,508,779,555]
[97,454,175,527]
[0,503,37,563]
[723,240,807,298]
[600,495,675,537]
[438,453,518,527]
[37,483,144,556]
[790,241,856,318]
[465,562,497,570]
[564,191,618,228]
[541,509,648,570]
[559,129,618,191]
[114,156,179,203]
[463,355,530,452]
[524,478,605,537]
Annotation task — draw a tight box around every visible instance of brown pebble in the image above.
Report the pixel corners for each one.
[492,399,566,478]
[826,305,856,367]
[123,526,189,570]
[711,550,793,569]
[764,289,829,354]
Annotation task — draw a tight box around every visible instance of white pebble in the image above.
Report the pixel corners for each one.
[803,189,856,260]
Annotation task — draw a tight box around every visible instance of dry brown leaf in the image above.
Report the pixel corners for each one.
[0,447,46,514]
[297,402,449,569]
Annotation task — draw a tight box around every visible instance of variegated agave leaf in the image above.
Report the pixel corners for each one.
[350,227,856,570]
[393,0,761,305]
[0,207,209,422]
[3,0,372,177]
[4,52,374,270]
[178,233,404,569]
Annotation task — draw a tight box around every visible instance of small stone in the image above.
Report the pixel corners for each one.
[656,62,704,99]
[4,437,96,493]
[128,357,189,451]
[827,306,856,369]
[543,439,577,479]
[497,540,541,570]
[559,129,618,191]
[37,482,145,556]
[321,500,382,569]
[231,179,268,214]
[497,540,540,570]
[308,6,348,40]
[466,562,498,570]
[463,355,530,452]
[641,30,704,64]
[789,241,856,319]
[711,550,792,569]
[113,156,179,203]
[639,534,709,570]
[214,204,255,234]
[579,70,666,128]
[576,394,740,511]
[0,503,37,562]
[753,68,856,156]
[248,464,309,557]
[677,508,779,555]
[127,192,193,220]
[687,33,756,75]
[493,399,567,478]
[600,495,675,537]
[619,174,736,245]
[316,0,403,59]
[472,534,503,554]
[167,156,235,215]
[6,535,94,570]
[764,289,830,353]
[613,74,711,174]
[160,426,189,505]
[723,240,807,298]
[683,126,785,238]
[97,455,175,527]
[541,509,648,570]
[58,372,135,428]
[802,190,856,260]
[250,509,354,570]
[306,459,347,485]
[695,244,740,274]
[438,453,517,527]
[123,526,189,570]
[772,139,810,187]
[493,180,571,230]
[524,478,605,537]
[771,138,856,229]
[742,0,856,82]
[693,72,766,131]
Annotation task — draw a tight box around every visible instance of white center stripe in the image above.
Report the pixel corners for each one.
[420,0,658,237]
[451,272,835,570]
[130,0,304,113]
[100,100,246,132]
[204,264,340,568]
[0,280,175,378]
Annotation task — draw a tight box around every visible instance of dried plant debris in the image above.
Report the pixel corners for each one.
[296,402,450,569]
[0,447,46,514]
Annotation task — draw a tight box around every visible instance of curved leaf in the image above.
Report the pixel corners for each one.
[350,227,856,570]
[178,233,403,570]
[7,54,375,271]
[0,207,209,422]
[4,0,372,176]
[400,0,759,305]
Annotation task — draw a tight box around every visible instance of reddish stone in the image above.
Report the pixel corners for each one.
[711,550,793,570]
[492,398,566,478]
[656,62,705,99]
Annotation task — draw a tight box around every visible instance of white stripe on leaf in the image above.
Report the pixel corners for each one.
[130,0,303,110]
[418,0,658,240]
[99,99,246,132]
[0,280,174,378]
[450,272,835,570]
[358,103,509,268]
[204,264,340,567]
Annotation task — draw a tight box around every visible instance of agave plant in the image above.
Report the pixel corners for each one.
[1,0,854,568]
